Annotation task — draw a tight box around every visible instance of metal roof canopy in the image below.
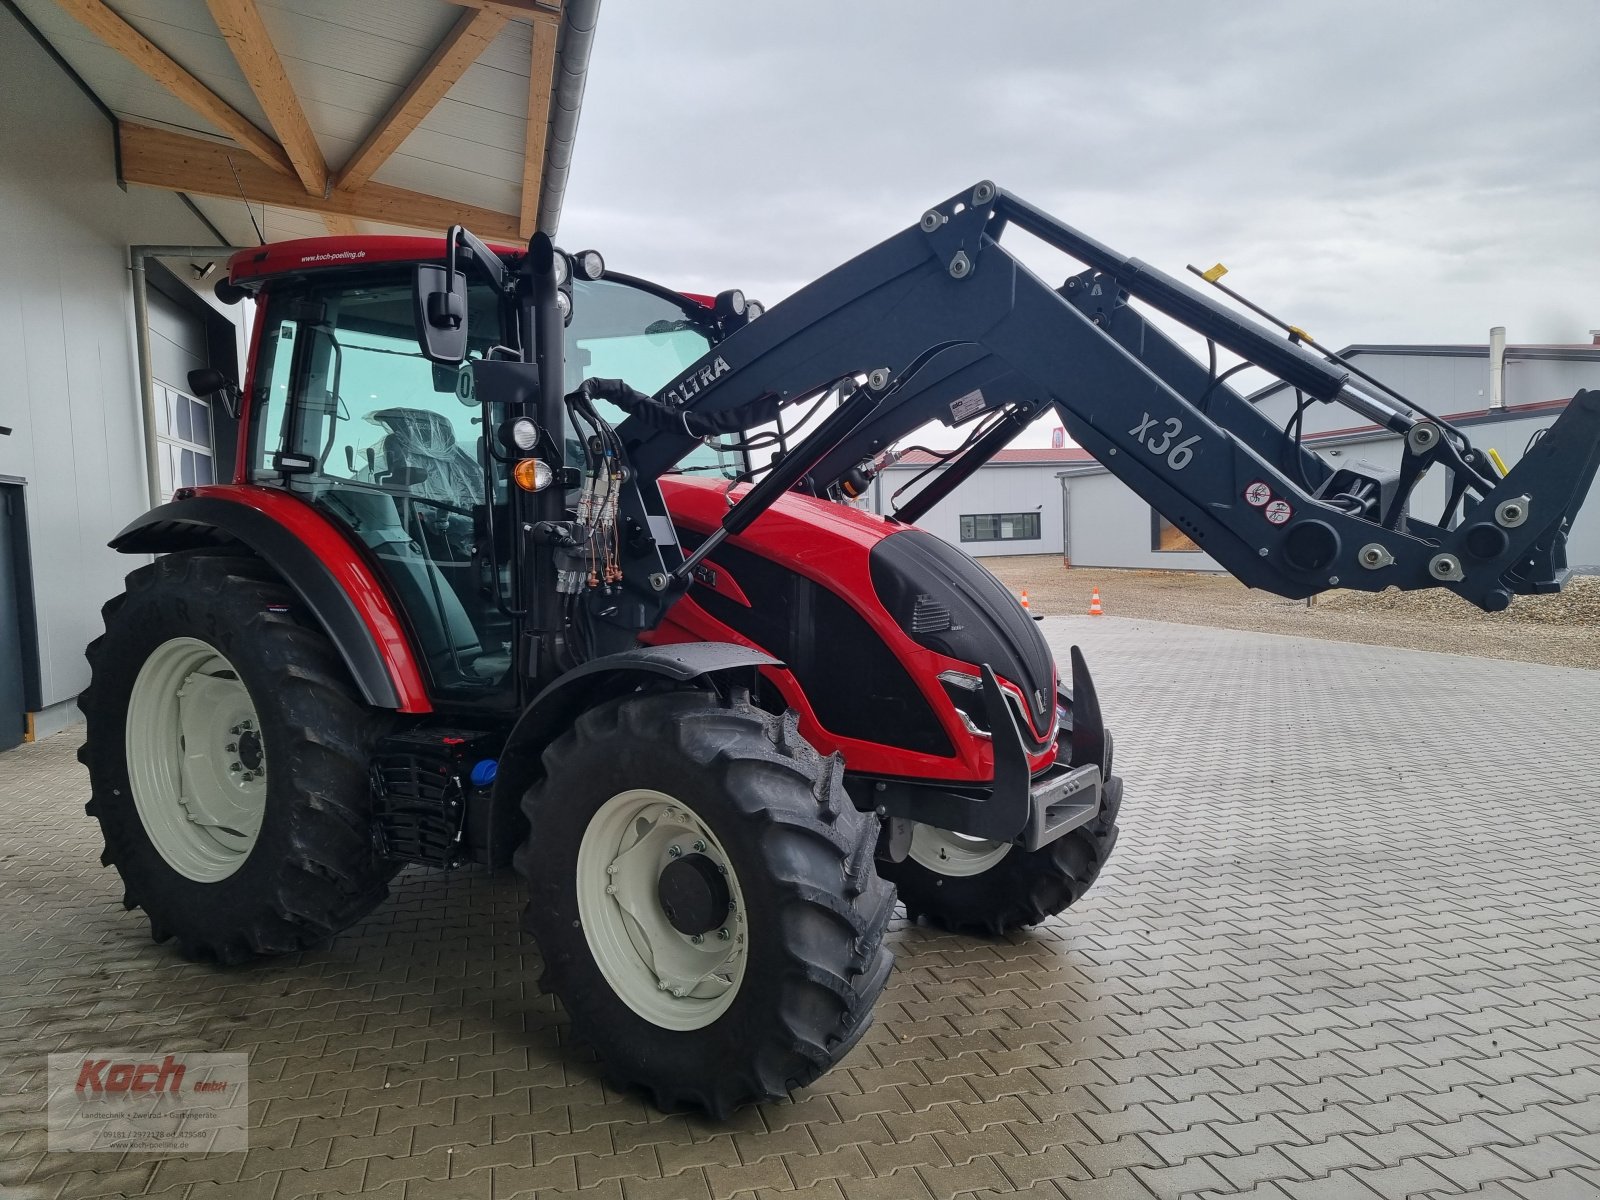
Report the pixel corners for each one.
[11,0,601,244]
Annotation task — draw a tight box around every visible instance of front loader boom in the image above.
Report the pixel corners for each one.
[605,182,1600,614]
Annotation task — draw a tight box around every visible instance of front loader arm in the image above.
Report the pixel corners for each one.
[616,182,1600,611]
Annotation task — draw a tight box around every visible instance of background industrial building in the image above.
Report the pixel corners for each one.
[873,337,1600,571]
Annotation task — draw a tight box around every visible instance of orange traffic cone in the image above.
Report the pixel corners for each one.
[1088,587,1103,616]
[1020,589,1031,613]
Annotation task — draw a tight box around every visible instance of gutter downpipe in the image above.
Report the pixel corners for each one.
[130,246,241,507]
[535,0,602,236]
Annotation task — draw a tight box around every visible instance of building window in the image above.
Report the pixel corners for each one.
[960,512,1041,542]
[154,384,214,500]
[1151,508,1200,552]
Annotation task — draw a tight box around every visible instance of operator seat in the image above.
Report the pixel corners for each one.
[366,408,480,513]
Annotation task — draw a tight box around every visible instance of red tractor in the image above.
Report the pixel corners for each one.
[82,184,1600,1114]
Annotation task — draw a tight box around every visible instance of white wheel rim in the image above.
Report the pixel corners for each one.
[575,788,748,1031]
[125,637,267,883]
[908,825,1011,877]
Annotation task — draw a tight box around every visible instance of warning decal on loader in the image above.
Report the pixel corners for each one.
[1244,481,1272,507]
[1264,499,1293,525]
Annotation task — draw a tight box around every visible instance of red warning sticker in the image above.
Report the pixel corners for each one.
[1264,499,1293,525]
[1244,481,1272,507]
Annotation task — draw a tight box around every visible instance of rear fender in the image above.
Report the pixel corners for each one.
[482,643,780,865]
[110,486,431,712]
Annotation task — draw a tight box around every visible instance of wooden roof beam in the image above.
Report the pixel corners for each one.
[519,18,558,239]
[451,0,562,26]
[119,121,520,242]
[332,7,510,193]
[51,0,294,177]
[204,0,327,195]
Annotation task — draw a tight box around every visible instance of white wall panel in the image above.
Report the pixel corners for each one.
[0,6,232,710]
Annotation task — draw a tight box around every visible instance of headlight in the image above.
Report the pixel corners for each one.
[574,249,605,281]
[504,417,539,451]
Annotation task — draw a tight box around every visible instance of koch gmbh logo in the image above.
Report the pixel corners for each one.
[48,1051,248,1152]
[75,1055,187,1095]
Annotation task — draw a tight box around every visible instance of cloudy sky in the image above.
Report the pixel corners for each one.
[559,1,1598,441]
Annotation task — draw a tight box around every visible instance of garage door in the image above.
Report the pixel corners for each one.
[147,283,217,499]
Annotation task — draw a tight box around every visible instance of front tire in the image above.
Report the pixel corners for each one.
[517,688,895,1115]
[881,775,1123,936]
[79,552,396,963]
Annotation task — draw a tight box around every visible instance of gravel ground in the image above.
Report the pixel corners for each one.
[981,555,1600,670]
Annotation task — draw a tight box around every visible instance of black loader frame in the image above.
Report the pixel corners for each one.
[503,182,1599,663]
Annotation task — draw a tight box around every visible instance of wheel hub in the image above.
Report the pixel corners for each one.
[908,824,1012,877]
[657,853,732,937]
[235,726,263,774]
[575,790,748,1030]
[126,637,268,883]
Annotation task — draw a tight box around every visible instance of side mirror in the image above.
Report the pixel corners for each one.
[188,367,241,418]
[414,263,468,364]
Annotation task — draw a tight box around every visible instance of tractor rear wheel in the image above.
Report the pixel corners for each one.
[882,775,1123,936]
[517,688,895,1116]
[80,552,396,963]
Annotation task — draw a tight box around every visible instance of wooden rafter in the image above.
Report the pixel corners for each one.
[332,8,510,193]
[451,0,562,26]
[322,214,359,236]
[204,0,326,196]
[519,18,558,239]
[52,0,293,177]
[120,121,520,241]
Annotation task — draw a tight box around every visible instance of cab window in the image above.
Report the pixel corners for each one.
[567,278,739,477]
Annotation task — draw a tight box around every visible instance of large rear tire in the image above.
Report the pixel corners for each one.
[881,775,1123,936]
[80,552,396,963]
[517,688,895,1116]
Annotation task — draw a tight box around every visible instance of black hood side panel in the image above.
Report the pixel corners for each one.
[870,529,1057,735]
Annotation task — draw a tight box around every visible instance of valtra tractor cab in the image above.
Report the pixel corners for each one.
[82,184,1600,1114]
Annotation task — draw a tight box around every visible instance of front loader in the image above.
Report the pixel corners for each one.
[81,184,1600,1114]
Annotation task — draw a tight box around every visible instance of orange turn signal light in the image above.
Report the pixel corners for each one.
[513,458,554,492]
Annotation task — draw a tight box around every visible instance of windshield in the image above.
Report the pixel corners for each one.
[567,277,740,477]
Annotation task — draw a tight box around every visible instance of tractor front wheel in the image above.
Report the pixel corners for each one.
[881,775,1123,936]
[517,688,895,1115]
[80,552,396,963]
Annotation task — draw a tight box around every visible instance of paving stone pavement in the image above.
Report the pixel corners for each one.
[2,614,1599,1200]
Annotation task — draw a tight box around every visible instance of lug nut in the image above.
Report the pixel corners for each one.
[668,845,682,858]
[691,934,703,944]
[717,928,731,941]
[692,840,706,853]
[605,884,616,895]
